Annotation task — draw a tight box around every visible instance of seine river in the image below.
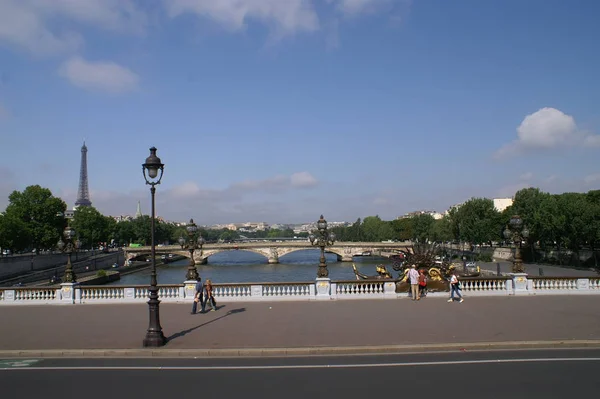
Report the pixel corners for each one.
[111,250,393,285]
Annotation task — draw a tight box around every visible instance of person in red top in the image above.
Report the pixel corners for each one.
[418,269,427,298]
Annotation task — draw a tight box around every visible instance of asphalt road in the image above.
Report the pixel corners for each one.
[2,349,599,398]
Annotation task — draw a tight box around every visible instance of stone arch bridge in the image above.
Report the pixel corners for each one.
[124,241,412,265]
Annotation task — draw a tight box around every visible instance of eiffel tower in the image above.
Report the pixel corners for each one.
[74,141,92,208]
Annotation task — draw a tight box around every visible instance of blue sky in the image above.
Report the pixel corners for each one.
[0,0,599,225]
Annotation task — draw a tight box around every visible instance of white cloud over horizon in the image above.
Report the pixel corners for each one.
[0,0,410,57]
[495,107,600,158]
[0,0,146,56]
[59,56,139,93]
[165,0,320,38]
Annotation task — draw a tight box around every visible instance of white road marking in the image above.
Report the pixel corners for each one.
[1,357,600,371]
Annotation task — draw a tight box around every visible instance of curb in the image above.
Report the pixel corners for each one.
[2,340,600,358]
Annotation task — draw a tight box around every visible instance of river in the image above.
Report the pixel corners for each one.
[111,250,392,286]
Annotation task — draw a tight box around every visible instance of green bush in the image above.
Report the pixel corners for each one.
[96,270,107,277]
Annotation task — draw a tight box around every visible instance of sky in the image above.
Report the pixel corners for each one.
[0,0,599,225]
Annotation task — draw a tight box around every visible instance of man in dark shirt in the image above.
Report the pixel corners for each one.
[191,277,205,314]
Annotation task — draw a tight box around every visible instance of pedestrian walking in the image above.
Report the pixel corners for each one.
[418,269,427,298]
[204,278,217,311]
[191,277,205,314]
[448,270,464,303]
[408,264,420,301]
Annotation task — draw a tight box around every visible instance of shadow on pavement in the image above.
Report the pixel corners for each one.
[166,307,246,343]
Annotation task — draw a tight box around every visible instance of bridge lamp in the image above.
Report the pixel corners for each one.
[178,236,185,249]
[184,218,201,281]
[310,215,336,278]
[141,146,166,348]
[503,215,529,274]
[56,224,79,283]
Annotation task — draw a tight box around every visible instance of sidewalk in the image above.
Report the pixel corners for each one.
[1,296,600,356]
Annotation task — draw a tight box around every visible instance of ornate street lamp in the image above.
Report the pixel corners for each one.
[141,146,167,348]
[181,218,205,281]
[503,215,530,273]
[309,215,336,278]
[57,224,80,283]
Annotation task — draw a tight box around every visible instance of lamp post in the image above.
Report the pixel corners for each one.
[309,215,336,278]
[57,224,80,283]
[142,146,167,348]
[180,219,205,281]
[503,215,530,273]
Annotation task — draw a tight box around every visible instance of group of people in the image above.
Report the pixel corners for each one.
[191,277,218,314]
[407,264,464,303]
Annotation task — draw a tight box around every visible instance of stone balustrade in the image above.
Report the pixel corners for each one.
[0,274,599,305]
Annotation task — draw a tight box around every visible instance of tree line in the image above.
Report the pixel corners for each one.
[1,185,599,267]
[0,185,308,253]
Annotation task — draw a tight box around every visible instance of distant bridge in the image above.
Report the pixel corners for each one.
[124,241,412,265]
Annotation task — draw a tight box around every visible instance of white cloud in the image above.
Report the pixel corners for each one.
[584,174,600,184]
[373,197,390,205]
[164,0,319,37]
[519,172,533,181]
[334,0,394,15]
[0,0,146,55]
[59,56,139,93]
[496,182,532,198]
[584,135,600,147]
[290,172,318,188]
[545,175,558,183]
[495,107,600,158]
[171,182,202,199]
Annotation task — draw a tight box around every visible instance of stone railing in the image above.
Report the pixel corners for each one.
[0,274,599,305]
[528,276,600,294]
[459,277,512,295]
[332,280,395,298]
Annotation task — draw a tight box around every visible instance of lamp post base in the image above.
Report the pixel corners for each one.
[143,332,167,347]
[186,266,199,281]
[317,265,329,278]
[143,290,167,348]
[512,260,525,274]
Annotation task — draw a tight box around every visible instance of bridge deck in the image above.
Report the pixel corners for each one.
[0,296,597,352]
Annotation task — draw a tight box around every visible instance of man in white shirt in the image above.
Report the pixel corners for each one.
[408,264,420,301]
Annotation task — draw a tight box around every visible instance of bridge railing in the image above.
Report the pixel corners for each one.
[458,276,512,295]
[1,275,599,305]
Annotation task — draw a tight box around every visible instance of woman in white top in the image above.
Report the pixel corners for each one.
[448,270,464,303]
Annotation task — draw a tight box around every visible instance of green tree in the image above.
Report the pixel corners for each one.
[458,198,502,245]
[72,206,109,249]
[219,230,239,241]
[0,213,32,252]
[361,216,385,242]
[114,220,135,246]
[510,187,548,260]
[3,185,66,251]
[431,216,453,243]
[411,214,435,242]
[131,215,152,245]
[584,191,600,268]
[391,217,413,241]
[558,192,588,266]
[535,194,565,256]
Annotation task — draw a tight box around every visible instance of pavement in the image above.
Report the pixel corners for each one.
[1,295,600,357]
